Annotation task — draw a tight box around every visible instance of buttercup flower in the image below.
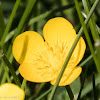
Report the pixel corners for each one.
[12,17,86,86]
[0,83,25,100]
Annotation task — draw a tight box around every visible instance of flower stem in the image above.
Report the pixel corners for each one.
[65,85,74,100]
[21,79,27,90]
[79,51,96,67]
[0,2,5,40]
[35,87,52,100]
[0,50,21,87]
[48,0,99,99]
[77,66,88,100]
[74,0,100,73]
[12,0,36,42]
[0,0,21,48]
[33,83,46,99]
[92,73,98,100]
[82,0,99,41]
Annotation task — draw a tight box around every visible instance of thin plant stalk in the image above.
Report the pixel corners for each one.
[0,0,21,48]
[12,0,36,42]
[33,83,46,99]
[74,0,100,73]
[77,66,88,100]
[92,73,98,100]
[0,2,5,39]
[82,0,99,41]
[35,87,52,100]
[21,79,27,90]
[31,52,95,99]
[48,0,99,99]
[1,64,11,84]
[0,0,21,84]
[0,0,36,85]
[0,50,21,87]
[65,85,74,100]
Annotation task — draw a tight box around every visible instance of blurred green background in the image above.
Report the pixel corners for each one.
[0,0,100,100]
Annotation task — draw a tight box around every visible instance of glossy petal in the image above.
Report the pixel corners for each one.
[19,63,53,82]
[12,31,45,64]
[0,83,25,100]
[74,37,86,66]
[12,17,86,86]
[67,37,86,68]
[50,66,82,86]
[43,17,86,67]
[43,17,76,45]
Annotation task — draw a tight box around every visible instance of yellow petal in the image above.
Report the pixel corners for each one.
[67,37,86,68]
[43,17,76,45]
[12,31,45,64]
[19,63,53,82]
[0,83,25,100]
[75,37,86,66]
[50,66,82,86]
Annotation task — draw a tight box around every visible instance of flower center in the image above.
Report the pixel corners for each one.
[35,42,77,75]
[39,43,67,73]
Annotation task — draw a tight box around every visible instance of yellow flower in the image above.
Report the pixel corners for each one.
[0,83,25,100]
[12,17,86,86]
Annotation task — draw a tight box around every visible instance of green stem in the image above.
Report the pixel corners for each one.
[77,66,88,100]
[0,50,21,87]
[3,0,36,74]
[12,0,36,42]
[0,72,7,84]
[79,51,96,67]
[0,0,21,48]
[0,62,10,85]
[33,83,46,99]
[0,48,15,84]
[21,79,27,90]
[95,40,100,70]
[0,1,5,40]
[10,70,19,81]
[30,53,95,100]
[48,0,99,99]
[35,87,52,100]
[1,66,11,84]
[0,62,4,78]
[1,64,11,83]
[82,0,99,41]
[92,73,98,100]
[0,0,36,84]
[4,29,15,43]
[4,3,75,44]
[96,25,100,34]
[74,0,100,73]
[81,74,100,97]
[65,85,74,100]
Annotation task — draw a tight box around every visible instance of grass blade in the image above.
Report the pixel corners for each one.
[0,50,21,86]
[74,0,100,73]
[65,85,74,100]
[82,0,99,41]
[21,79,27,90]
[92,73,98,100]
[0,2,5,40]
[77,67,88,100]
[48,0,99,99]
[12,0,36,42]
[0,0,21,48]
[35,87,52,100]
